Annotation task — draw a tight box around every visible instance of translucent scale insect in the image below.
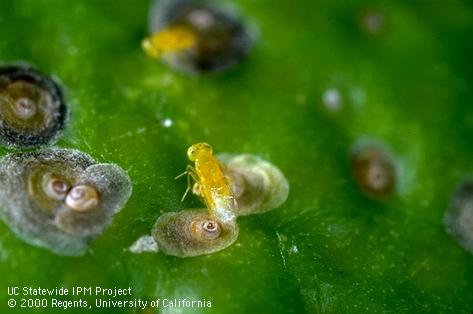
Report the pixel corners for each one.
[0,148,132,256]
[176,142,236,223]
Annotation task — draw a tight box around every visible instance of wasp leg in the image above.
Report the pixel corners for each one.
[176,165,199,202]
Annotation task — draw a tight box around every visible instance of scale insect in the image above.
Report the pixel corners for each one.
[143,0,254,73]
[0,64,68,148]
[176,142,236,223]
[0,148,132,256]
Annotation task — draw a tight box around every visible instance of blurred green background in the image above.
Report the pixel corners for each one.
[0,0,472,313]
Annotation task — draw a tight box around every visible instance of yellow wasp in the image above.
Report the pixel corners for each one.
[142,26,196,58]
[176,143,236,223]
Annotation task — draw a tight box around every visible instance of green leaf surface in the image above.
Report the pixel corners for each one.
[0,0,472,313]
